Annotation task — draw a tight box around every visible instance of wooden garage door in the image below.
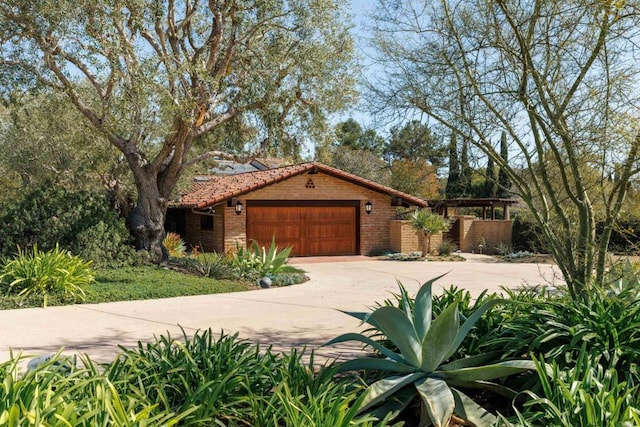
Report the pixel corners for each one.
[247,205,357,256]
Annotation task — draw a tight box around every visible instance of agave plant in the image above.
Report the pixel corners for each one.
[326,275,536,427]
[230,237,304,278]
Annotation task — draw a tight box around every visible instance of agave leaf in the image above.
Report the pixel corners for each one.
[439,351,503,371]
[437,360,536,382]
[371,306,422,367]
[359,372,427,412]
[443,298,505,361]
[451,387,497,427]
[366,386,416,423]
[445,379,519,399]
[421,302,459,372]
[324,332,408,363]
[337,357,416,374]
[338,310,380,329]
[398,282,413,319]
[414,375,454,427]
[414,274,448,339]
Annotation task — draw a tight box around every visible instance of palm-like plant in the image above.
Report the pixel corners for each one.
[326,275,536,427]
[409,210,451,257]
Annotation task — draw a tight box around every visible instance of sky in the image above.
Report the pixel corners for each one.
[335,0,380,129]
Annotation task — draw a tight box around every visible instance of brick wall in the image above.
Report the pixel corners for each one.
[390,220,444,254]
[466,220,512,254]
[224,203,246,252]
[390,220,420,253]
[223,171,400,255]
[183,203,225,252]
[455,216,512,254]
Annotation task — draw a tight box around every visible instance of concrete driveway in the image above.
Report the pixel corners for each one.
[0,254,562,364]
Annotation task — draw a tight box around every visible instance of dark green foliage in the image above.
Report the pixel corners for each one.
[73,221,144,268]
[483,155,496,197]
[460,138,473,194]
[0,184,134,266]
[386,120,446,169]
[600,219,640,254]
[512,214,545,252]
[334,118,386,156]
[446,133,461,198]
[497,131,511,197]
[446,132,474,197]
[484,282,640,387]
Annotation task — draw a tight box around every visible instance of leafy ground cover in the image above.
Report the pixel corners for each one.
[382,251,466,262]
[0,237,308,309]
[0,266,253,310]
[2,271,640,425]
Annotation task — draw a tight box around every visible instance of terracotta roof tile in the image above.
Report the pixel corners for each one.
[173,162,428,209]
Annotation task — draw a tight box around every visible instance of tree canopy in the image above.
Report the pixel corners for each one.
[0,0,357,259]
[369,0,640,297]
[387,120,446,171]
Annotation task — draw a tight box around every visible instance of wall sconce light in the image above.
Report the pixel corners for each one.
[228,197,243,215]
[365,201,373,214]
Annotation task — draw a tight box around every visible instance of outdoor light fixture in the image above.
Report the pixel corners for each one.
[235,200,243,215]
[365,201,373,214]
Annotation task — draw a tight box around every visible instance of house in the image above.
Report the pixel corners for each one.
[167,162,428,256]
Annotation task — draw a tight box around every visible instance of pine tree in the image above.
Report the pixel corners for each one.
[445,133,461,198]
[460,138,473,196]
[497,131,511,197]
[484,155,496,197]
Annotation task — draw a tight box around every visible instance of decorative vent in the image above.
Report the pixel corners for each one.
[305,178,315,188]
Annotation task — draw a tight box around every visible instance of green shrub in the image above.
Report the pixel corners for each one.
[170,252,238,279]
[495,241,514,256]
[326,276,535,426]
[484,283,640,387]
[0,331,382,426]
[0,245,94,307]
[511,214,545,253]
[0,184,136,266]
[163,232,186,258]
[104,329,373,426]
[438,238,456,256]
[73,221,143,268]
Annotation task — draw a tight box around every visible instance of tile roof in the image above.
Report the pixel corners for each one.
[173,162,429,209]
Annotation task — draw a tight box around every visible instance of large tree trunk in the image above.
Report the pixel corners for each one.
[126,172,170,264]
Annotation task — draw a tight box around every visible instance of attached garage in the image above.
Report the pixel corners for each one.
[246,202,358,256]
[168,162,428,256]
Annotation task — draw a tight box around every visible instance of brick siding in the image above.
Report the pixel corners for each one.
[183,204,225,252]
[221,171,398,255]
[390,220,443,254]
